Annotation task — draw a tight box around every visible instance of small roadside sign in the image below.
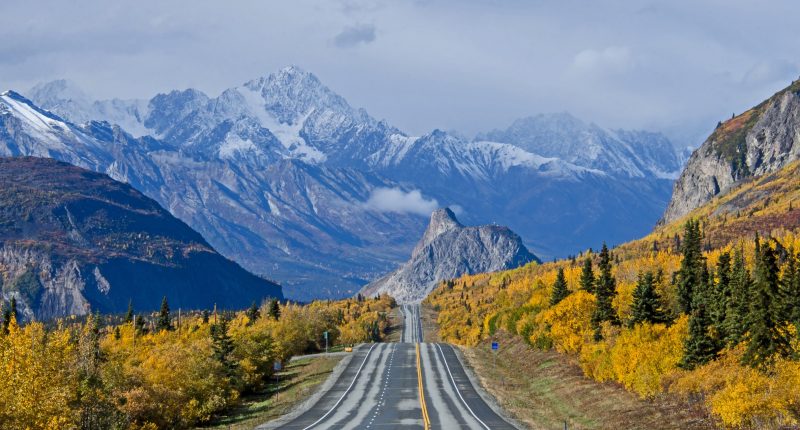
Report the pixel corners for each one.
[323,331,328,339]
[273,361,282,371]
[491,342,499,351]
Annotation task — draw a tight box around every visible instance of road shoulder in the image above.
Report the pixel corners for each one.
[255,345,359,430]
[449,344,526,430]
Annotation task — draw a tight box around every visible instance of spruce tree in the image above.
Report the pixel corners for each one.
[711,252,732,332]
[723,247,751,346]
[579,257,595,293]
[591,243,619,340]
[245,301,261,325]
[742,241,793,368]
[780,248,800,327]
[681,300,717,369]
[268,299,281,321]
[211,317,239,381]
[156,296,171,331]
[550,268,570,306]
[677,219,704,314]
[628,271,667,327]
[124,299,134,324]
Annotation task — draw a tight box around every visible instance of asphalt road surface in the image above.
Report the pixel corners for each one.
[278,304,517,429]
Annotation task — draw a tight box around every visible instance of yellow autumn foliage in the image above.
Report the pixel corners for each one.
[0,294,396,429]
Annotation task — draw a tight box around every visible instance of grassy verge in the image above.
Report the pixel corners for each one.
[420,303,713,429]
[384,306,404,343]
[460,333,714,430]
[420,303,440,343]
[195,356,342,430]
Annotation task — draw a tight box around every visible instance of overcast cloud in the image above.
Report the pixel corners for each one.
[1,0,798,146]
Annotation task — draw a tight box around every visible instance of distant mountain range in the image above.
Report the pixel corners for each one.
[361,208,537,303]
[0,157,282,321]
[1,66,684,300]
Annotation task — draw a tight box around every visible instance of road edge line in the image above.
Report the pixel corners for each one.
[301,342,379,430]
[435,342,491,430]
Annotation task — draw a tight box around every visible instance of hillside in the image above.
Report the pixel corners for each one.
[0,157,282,320]
[662,78,800,224]
[425,99,800,427]
[360,208,537,302]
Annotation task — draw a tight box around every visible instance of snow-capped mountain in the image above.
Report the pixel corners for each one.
[8,66,683,299]
[479,113,683,179]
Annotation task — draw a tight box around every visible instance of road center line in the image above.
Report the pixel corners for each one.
[416,343,431,429]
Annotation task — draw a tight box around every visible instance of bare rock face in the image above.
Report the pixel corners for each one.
[360,208,538,303]
[662,80,800,224]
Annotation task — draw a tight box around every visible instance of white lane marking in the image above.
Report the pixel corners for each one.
[302,343,379,430]
[435,343,491,430]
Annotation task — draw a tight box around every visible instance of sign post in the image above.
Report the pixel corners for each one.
[491,342,500,386]
[324,331,329,353]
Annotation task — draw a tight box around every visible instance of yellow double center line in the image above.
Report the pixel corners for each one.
[416,343,431,429]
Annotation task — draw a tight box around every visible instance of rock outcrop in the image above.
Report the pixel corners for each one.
[0,157,282,321]
[360,208,538,303]
[662,79,800,224]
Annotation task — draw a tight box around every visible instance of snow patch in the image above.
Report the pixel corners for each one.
[237,86,326,163]
[218,134,257,159]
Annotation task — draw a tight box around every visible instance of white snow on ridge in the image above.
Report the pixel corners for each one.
[218,134,258,159]
[0,92,85,151]
[236,86,326,163]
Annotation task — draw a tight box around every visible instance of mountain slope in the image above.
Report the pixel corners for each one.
[14,66,683,299]
[662,79,800,224]
[360,208,537,303]
[0,157,282,321]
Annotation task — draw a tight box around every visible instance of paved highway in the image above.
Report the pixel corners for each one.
[277,304,517,429]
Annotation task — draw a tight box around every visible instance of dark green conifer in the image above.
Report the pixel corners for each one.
[780,248,800,328]
[742,241,793,368]
[723,247,751,346]
[579,257,595,293]
[156,296,171,331]
[628,271,667,327]
[550,268,570,306]
[124,299,134,324]
[591,243,619,340]
[246,301,261,325]
[677,219,705,314]
[268,299,281,321]
[210,317,239,381]
[681,300,718,369]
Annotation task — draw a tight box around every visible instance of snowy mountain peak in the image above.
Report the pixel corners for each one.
[29,79,90,105]
[242,66,361,126]
[480,113,683,179]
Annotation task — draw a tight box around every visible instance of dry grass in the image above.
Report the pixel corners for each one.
[384,305,404,343]
[195,356,342,430]
[459,332,715,430]
[421,303,441,343]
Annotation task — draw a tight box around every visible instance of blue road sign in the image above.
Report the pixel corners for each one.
[491,342,499,351]
[274,361,282,371]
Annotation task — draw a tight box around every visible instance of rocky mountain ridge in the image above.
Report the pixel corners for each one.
[360,208,537,303]
[662,79,800,224]
[0,157,282,320]
[5,66,684,299]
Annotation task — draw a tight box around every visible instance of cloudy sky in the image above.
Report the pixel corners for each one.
[1,0,798,145]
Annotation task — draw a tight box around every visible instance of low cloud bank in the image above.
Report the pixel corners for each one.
[363,187,438,216]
